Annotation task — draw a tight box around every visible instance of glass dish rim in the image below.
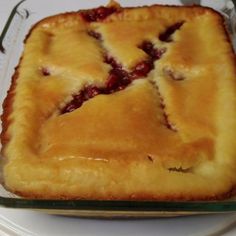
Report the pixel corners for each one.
[0,197,236,212]
[0,0,236,214]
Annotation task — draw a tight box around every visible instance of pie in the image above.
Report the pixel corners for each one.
[1,1,236,200]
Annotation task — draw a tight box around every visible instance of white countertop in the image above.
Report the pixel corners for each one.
[0,1,236,235]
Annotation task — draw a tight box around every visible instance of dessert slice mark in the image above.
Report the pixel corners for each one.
[159,21,184,42]
[150,80,177,132]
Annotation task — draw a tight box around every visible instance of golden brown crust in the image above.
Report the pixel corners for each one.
[1,2,236,200]
[0,67,19,148]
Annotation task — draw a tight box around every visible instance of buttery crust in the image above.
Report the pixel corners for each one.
[1,2,236,200]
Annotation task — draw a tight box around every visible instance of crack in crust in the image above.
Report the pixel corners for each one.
[149,80,178,132]
[60,26,184,133]
[159,21,185,42]
[61,31,170,114]
[168,167,192,173]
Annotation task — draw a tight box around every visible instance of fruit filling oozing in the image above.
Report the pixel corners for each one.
[41,67,51,76]
[61,40,166,114]
[61,20,184,123]
[87,30,101,40]
[159,22,184,42]
[81,6,117,22]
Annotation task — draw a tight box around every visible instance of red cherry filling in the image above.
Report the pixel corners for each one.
[87,30,101,40]
[61,39,168,114]
[131,60,153,79]
[106,73,120,89]
[61,23,183,131]
[104,55,131,92]
[159,22,184,42]
[154,48,166,60]
[139,41,166,60]
[84,86,101,99]
[140,41,153,54]
[61,86,102,114]
[81,6,117,22]
[61,95,83,113]
[106,69,131,92]
[104,55,122,69]
[41,67,51,76]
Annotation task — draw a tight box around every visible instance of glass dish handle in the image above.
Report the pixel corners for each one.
[0,0,29,102]
[0,0,29,54]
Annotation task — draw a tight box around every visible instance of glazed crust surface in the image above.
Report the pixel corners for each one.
[1,2,236,200]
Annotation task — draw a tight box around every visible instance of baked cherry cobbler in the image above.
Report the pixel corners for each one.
[1,1,236,200]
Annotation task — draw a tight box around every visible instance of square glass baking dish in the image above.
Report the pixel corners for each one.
[0,0,236,217]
